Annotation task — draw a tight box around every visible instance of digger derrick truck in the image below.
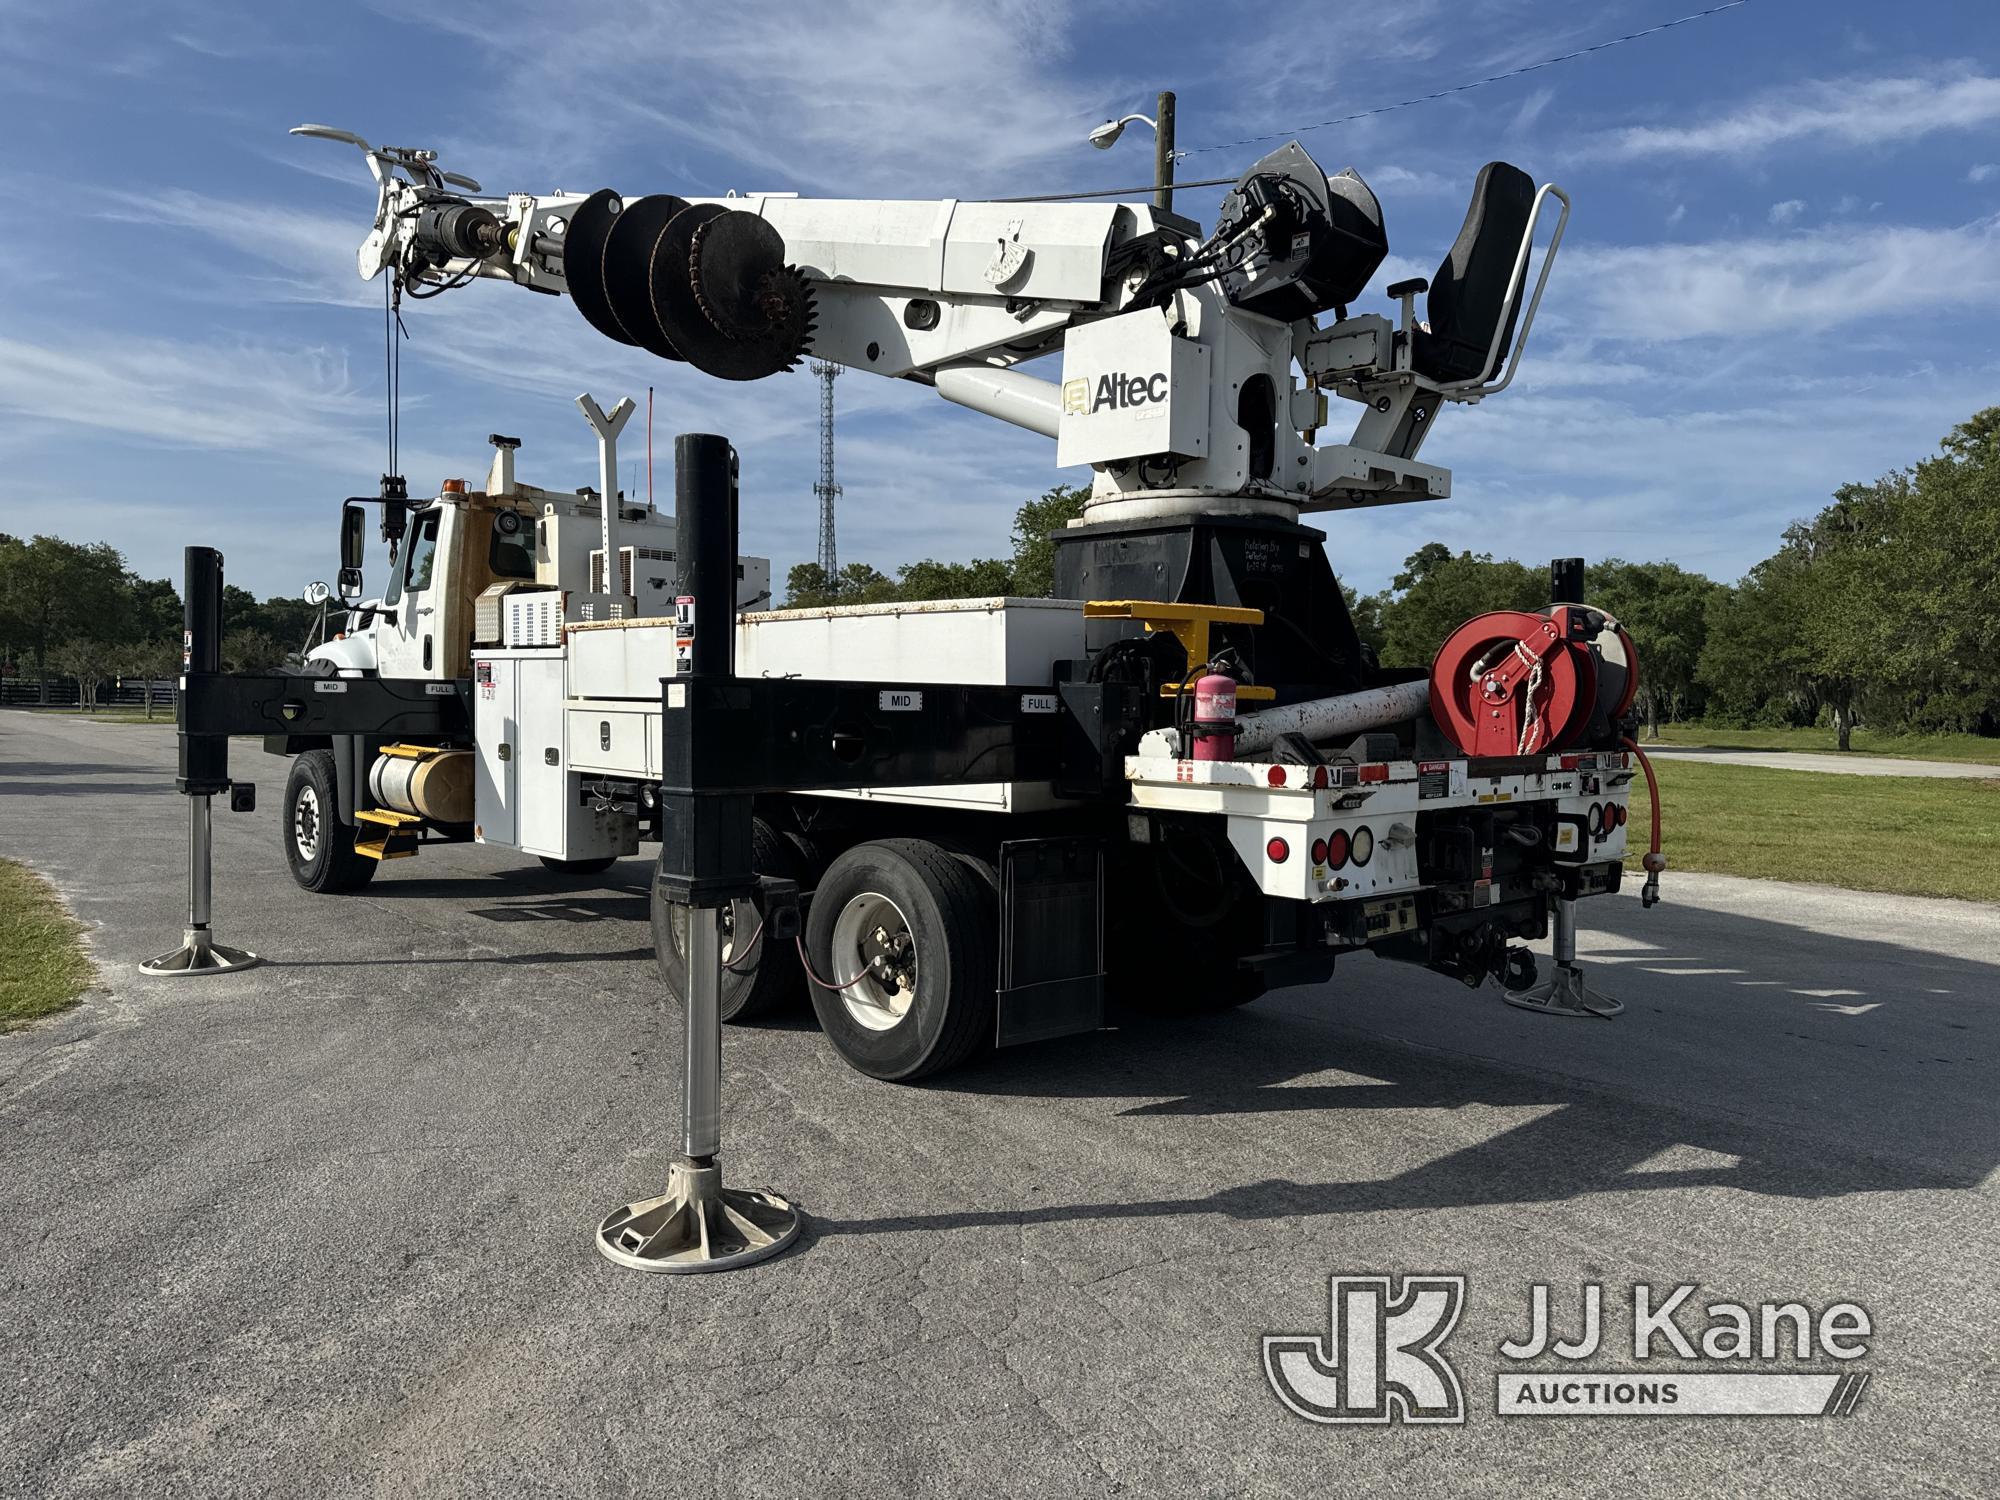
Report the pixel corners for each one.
[212,125,1664,1082]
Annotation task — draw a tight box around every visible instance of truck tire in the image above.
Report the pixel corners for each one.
[539,855,619,875]
[283,749,377,894]
[804,838,995,1082]
[653,817,803,1022]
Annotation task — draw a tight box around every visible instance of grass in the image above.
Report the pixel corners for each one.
[0,859,96,1030]
[1648,722,2000,766]
[1650,758,2000,903]
[19,706,172,724]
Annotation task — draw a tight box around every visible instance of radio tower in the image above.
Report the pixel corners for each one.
[810,360,841,580]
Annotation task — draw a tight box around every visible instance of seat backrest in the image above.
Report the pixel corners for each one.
[1420,162,1536,384]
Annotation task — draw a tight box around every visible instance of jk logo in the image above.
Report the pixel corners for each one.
[1264,1275,1467,1424]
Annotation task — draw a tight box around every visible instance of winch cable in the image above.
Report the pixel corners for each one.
[381,272,402,480]
[1622,735,1667,906]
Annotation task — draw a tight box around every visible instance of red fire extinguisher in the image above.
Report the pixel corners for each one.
[1192,671,1238,762]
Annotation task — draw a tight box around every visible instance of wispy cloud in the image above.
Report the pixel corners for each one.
[1971,163,1999,184]
[1588,68,2000,160]
[1767,198,1806,226]
[1566,216,2000,341]
[404,0,1111,198]
[94,187,375,308]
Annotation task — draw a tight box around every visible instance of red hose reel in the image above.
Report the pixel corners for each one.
[1428,605,1639,758]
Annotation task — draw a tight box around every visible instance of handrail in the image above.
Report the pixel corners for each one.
[1437,181,1571,398]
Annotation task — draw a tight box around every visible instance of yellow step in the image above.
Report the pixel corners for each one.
[354,807,423,828]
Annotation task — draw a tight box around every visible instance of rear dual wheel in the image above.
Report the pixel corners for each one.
[804,838,996,1082]
[653,817,803,1022]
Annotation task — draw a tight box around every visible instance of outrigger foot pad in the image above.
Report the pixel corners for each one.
[1504,961,1623,1019]
[139,927,261,977]
[596,1156,802,1274]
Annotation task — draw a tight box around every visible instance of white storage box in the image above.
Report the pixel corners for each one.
[563,597,1087,812]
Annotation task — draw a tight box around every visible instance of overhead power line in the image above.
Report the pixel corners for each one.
[986,0,1752,203]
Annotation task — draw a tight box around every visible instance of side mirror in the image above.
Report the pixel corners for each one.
[340,502,367,572]
[303,580,332,605]
[337,566,364,601]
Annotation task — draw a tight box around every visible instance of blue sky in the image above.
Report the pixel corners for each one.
[2,0,1996,602]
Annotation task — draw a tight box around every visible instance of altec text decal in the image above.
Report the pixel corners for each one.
[1062,371,1168,414]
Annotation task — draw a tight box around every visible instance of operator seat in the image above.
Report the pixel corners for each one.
[1393,161,1536,385]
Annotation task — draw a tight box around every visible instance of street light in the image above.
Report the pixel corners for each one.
[1085,90,1177,214]
[1088,114,1154,150]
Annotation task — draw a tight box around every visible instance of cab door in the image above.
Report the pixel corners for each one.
[374,506,447,680]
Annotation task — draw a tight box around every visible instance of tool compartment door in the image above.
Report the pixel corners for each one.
[472,655,518,847]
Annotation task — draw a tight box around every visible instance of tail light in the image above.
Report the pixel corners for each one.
[1310,837,1328,864]
[1266,836,1290,863]
[1326,828,1350,868]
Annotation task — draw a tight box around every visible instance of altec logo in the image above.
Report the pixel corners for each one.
[1062,370,1169,415]
[1264,1275,1467,1424]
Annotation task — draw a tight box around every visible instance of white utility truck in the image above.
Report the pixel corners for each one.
[248,127,1662,1082]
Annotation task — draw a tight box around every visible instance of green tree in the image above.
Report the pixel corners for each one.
[1588,559,1725,735]
[117,638,181,719]
[784,561,836,607]
[1375,546,1544,668]
[48,636,122,711]
[1008,482,1088,598]
[896,556,1015,601]
[0,536,132,687]
[221,628,286,673]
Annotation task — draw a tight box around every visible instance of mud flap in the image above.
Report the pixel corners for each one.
[995,836,1104,1047]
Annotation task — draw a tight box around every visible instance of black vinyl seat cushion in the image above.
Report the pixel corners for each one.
[1410,161,1536,384]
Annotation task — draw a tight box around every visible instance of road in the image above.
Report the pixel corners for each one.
[3,712,1996,1499]
[1642,744,1997,778]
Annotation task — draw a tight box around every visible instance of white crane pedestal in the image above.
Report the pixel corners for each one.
[594,903,802,1273]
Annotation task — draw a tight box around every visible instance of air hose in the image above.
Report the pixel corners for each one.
[1622,736,1666,907]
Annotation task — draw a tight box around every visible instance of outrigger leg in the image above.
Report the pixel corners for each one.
[1504,892,1622,1018]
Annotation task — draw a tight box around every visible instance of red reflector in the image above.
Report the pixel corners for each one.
[1266,766,1288,788]
[1358,764,1390,783]
[1266,837,1290,863]
[1560,754,1582,770]
[1616,803,1628,828]
[1311,765,1329,789]
[1311,837,1328,864]
[1326,828,1350,868]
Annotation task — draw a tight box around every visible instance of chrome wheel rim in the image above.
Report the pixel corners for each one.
[293,784,322,862]
[829,891,917,1032]
[669,899,745,966]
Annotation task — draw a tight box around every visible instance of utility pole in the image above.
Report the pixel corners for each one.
[811,360,841,581]
[1154,90,1176,215]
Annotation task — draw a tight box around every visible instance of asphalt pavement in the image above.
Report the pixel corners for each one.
[3,711,1996,1498]
[1641,744,1998,778]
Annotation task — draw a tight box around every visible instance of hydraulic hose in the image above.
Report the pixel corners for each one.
[1622,736,1665,907]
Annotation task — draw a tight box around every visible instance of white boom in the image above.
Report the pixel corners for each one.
[290,126,1568,529]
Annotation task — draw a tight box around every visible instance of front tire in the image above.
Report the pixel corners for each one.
[283,749,377,894]
[805,838,995,1082]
